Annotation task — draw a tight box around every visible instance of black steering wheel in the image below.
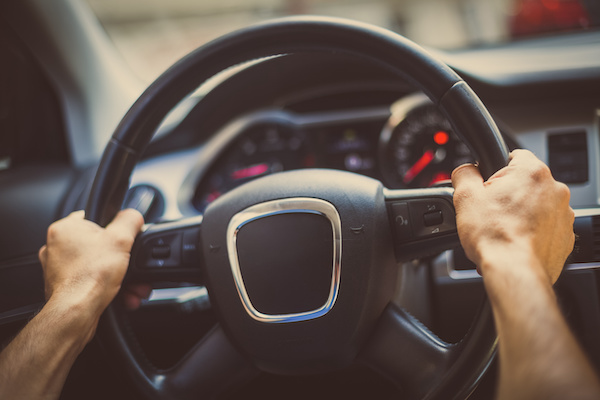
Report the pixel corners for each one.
[86,17,509,400]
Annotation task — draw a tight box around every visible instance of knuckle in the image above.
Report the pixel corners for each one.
[38,246,47,263]
[509,148,526,158]
[556,181,571,197]
[509,148,532,163]
[569,207,575,222]
[529,162,551,182]
[111,231,134,249]
[46,221,62,240]
[120,208,144,227]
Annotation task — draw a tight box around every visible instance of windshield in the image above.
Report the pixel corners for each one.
[86,0,599,83]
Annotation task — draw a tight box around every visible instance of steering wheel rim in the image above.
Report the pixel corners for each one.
[86,16,509,400]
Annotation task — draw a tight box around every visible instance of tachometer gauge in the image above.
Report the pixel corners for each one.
[379,94,474,189]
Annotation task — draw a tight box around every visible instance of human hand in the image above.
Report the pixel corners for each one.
[122,283,152,310]
[451,149,574,284]
[39,209,144,316]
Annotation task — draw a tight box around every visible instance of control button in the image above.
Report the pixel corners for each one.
[145,259,168,268]
[139,233,182,268]
[151,245,171,259]
[182,228,200,265]
[408,199,456,238]
[423,210,443,227]
[390,202,412,241]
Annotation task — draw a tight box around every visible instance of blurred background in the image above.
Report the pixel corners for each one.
[86,0,598,82]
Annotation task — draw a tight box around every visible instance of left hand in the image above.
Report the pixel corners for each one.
[38,209,144,314]
[122,283,153,310]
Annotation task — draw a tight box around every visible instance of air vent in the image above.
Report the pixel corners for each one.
[571,215,600,263]
[548,131,588,184]
[453,246,477,271]
[593,216,600,262]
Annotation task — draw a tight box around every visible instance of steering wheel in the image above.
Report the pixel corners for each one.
[86,16,509,400]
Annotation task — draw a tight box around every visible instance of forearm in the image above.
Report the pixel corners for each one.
[0,292,101,400]
[0,209,143,399]
[481,248,600,400]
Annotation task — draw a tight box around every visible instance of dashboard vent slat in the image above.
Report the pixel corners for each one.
[592,216,600,262]
[548,131,589,184]
[571,215,600,263]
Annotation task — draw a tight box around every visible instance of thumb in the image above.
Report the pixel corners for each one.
[452,164,484,211]
[452,164,484,192]
[106,209,145,243]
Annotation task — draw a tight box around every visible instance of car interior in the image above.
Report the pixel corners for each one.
[1,0,600,399]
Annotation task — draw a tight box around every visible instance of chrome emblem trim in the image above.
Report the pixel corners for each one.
[226,198,342,323]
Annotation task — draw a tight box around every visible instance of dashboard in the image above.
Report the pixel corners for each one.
[127,42,600,232]
[109,35,600,237]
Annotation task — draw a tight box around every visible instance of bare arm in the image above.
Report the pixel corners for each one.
[452,149,600,400]
[0,209,144,400]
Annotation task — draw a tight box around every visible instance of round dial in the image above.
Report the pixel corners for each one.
[380,95,474,188]
[193,121,315,212]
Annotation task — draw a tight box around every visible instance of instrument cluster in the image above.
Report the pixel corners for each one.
[192,94,476,212]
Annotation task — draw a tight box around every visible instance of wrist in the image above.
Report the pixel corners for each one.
[477,242,555,304]
[45,287,106,346]
[48,277,119,314]
[478,239,548,276]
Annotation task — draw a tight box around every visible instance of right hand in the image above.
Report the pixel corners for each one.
[451,149,574,284]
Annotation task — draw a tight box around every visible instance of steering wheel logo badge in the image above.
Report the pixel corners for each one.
[226,198,342,323]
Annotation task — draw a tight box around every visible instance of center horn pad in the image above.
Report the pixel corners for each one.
[201,169,397,374]
[227,198,342,322]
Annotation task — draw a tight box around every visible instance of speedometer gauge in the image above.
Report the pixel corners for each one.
[380,94,474,189]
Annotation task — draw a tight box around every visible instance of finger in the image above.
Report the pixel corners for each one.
[487,149,539,181]
[122,292,144,310]
[508,149,540,166]
[124,283,153,299]
[486,165,510,181]
[486,149,543,183]
[121,284,152,310]
[106,209,145,239]
[67,210,86,219]
[451,163,483,191]
[38,245,47,266]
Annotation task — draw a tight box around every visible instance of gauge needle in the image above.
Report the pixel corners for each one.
[231,163,269,180]
[403,150,434,184]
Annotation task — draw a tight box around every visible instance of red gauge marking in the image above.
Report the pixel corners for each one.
[303,154,316,167]
[434,131,449,145]
[403,150,434,184]
[231,163,269,180]
[206,190,221,203]
[429,171,451,186]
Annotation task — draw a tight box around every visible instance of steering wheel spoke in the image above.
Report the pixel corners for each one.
[127,215,204,283]
[360,304,452,398]
[385,187,460,261]
[157,325,258,400]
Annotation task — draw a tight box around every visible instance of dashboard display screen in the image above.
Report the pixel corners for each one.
[312,121,381,178]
